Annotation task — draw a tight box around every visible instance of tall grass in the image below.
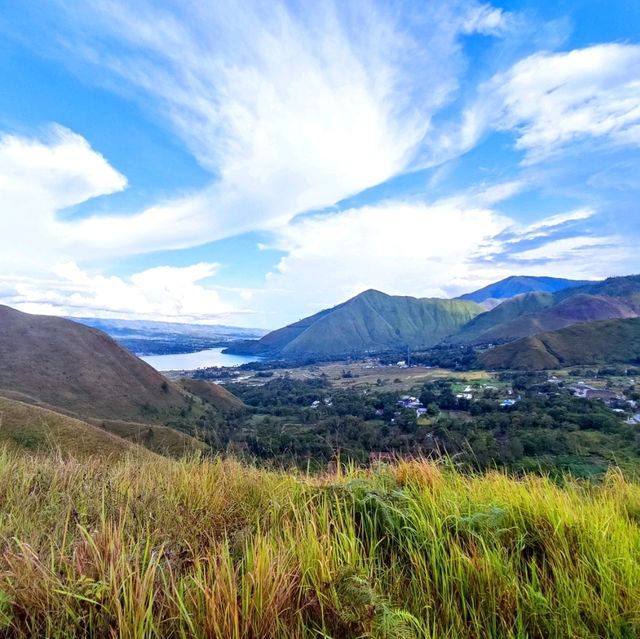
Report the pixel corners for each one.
[0,448,638,637]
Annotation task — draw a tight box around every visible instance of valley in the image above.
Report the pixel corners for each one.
[3,278,640,637]
[4,274,640,472]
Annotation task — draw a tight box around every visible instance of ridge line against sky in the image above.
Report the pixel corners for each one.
[0,0,638,328]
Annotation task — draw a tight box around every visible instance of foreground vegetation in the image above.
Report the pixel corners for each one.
[1,449,639,637]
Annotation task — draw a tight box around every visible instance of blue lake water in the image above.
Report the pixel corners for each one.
[140,348,259,371]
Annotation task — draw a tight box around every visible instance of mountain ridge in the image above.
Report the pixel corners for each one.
[227,289,483,358]
[458,276,592,303]
[453,275,640,345]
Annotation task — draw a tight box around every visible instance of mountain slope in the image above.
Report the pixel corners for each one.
[95,419,208,456]
[451,291,556,344]
[454,275,640,345]
[229,290,483,357]
[480,317,640,370]
[459,276,592,303]
[0,305,191,423]
[0,396,151,459]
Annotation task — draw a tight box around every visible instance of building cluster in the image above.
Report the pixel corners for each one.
[570,383,621,402]
[310,397,333,408]
[397,395,428,417]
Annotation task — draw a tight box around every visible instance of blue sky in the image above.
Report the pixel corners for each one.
[0,0,638,328]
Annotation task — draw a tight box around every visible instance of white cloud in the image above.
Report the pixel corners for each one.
[0,128,250,322]
[254,199,510,324]
[18,0,509,257]
[0,126,126,272]
[462,5,508,35]
[488,44,640,162]
[6,262,247,323]
[509,235,620,263]
[248,197,634,326]
[432,43,640,166]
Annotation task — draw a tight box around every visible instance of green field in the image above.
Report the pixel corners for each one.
[0,449,639,637]
[242,361,492,391]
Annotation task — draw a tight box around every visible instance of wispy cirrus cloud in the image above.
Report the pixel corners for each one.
[15,0,511,257]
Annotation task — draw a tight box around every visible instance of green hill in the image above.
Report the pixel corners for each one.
[480,317,640,370]
[95,419,208,457]
[0,304,192,423]
[451,291,556,343]
[229,290,482,358]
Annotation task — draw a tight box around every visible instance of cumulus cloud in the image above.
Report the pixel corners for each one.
[253,197,497,323]
[250,195,632,326]
[6,262,245,323]
[0,126,126,271]
[0,127,249,321]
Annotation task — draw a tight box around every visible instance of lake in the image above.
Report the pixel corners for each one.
[140,348,259,371]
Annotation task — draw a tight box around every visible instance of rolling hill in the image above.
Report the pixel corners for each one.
[0,304,191,423]
[480,317,640,370]
[458,276,592,303]
[227,289,483,357]
[453,275,640,345]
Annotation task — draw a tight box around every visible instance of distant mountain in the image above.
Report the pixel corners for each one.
[450,291,556,344]
[0,304,192,423]
[458,276,592,304]
[72,317,267,356]
[227,289,483,358]
[480,317,640,370]
[72,317,266,339]
[453,275,640,345]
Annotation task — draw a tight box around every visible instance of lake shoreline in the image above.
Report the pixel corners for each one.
[139,347,260,372]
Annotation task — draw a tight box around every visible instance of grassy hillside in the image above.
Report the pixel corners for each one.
[0,451,639,637]
[96,419,208,457]
[459,275,591,303]
[0,304,190,423]
[451,291,556,343]
[0,396,149,459]
[480,317,640,370]
[234,290,483,358]
[178,378,246,411]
